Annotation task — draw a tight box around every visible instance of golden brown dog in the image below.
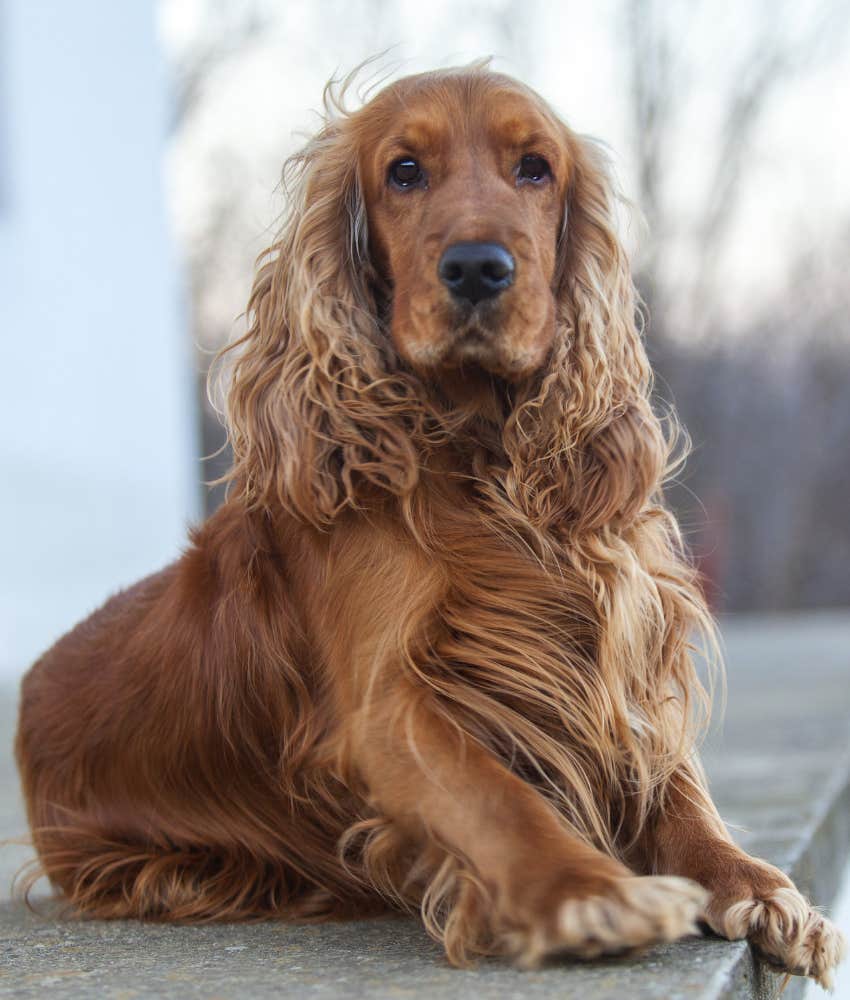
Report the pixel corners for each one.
[16,65,844,987]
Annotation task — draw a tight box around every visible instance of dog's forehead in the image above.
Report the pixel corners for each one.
[362,73,559,152]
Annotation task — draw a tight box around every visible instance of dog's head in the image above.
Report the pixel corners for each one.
[222,66,666,530]
[356,71,567,382]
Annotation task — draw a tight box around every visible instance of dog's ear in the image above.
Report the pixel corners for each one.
[558,135,670,530]
[219,119,423,526]
[504,133,670,535]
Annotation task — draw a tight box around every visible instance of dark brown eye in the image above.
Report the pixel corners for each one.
[517,154,551,184]
[388,158,424,189]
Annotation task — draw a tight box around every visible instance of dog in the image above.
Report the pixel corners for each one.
[16,65,844,987]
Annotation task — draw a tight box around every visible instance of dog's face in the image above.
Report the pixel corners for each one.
[358,73,569,382]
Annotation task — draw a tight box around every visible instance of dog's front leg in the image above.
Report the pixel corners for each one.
[642,760,845,988]
[352,684,706,966]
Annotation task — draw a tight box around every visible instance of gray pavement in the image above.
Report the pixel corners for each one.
[2,611,850,999]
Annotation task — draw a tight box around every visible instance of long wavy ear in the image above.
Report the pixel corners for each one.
[503,131,671,535]
[218,111,429,528]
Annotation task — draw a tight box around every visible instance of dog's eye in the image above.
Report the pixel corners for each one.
[388,158,425,189]
[517,154,551,184]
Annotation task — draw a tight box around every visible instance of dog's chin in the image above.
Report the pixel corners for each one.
[399,318,549,384]
[443,337,529,381]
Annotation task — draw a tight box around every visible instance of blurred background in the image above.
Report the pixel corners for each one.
[1,0,849,668]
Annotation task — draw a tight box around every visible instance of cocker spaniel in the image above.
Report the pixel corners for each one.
[16,65,844,988]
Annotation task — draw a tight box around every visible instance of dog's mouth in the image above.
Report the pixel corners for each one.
[401,287,547,382]
[455,316,493,344]
[438,300,523,372]
[439,316,496,362]
[447,297,502,342]
[440,326,533,382]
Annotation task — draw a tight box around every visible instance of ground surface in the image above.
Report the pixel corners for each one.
[1,612,849,999]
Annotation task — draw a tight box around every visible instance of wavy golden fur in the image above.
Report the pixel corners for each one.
[15,65,844,987]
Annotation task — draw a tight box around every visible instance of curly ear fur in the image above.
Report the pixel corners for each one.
[220,101,441,528]
[502,133,668,536]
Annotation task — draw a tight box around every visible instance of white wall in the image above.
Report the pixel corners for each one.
[0,1,199,677]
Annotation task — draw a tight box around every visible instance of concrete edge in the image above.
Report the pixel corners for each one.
[711,746,850,1000]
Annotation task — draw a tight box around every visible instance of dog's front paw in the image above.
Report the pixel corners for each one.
[512,874,707,968]
[709,885,845,990]
[556,875,708,958]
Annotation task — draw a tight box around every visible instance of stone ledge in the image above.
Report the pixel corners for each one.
[2,611,849,999]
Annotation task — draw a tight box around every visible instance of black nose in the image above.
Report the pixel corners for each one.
[438,242,515,305]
